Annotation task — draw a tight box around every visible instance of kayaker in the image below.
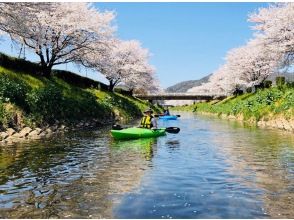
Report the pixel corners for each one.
[163,107,170,116]
[140,108,157,129]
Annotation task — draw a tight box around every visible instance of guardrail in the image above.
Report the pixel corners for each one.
[133,93,227,100]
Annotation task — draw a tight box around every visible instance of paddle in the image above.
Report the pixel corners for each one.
[164,127,180,134]
[112,124,124,130]
[112,124,180,134]
[154,114,181,117]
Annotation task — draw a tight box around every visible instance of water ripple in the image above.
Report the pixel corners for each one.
[0,113,294,218]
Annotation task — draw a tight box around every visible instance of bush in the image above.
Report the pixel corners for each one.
[233,87,243,96]
[0,74,29,108]
[246,87,253,93]
[286,81,294,88]
[276,76,285,89]
[0,101,5,130]
[254,83,265,90]
[114,88,133,96]
[264,80,272,88]
[26,84,63,123]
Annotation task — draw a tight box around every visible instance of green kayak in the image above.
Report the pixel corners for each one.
[111,127,166,140]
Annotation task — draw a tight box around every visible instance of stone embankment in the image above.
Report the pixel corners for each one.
[0,119,113,145]
[256,118,294,132]
[200,112,294,132]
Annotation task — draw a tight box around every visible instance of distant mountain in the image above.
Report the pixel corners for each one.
[165,74,212,93]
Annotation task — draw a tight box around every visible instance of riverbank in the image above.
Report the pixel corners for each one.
[172,87,294,132]
[0,53,162,144]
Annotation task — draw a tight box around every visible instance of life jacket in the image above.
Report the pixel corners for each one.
[140,115,153,129]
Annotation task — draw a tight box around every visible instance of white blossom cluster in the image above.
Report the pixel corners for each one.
[189,3,294,95]
[0,2,159,93]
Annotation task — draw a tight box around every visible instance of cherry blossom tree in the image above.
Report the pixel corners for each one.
[83,39,155,92]
[225,38,280,88]
[190,37,281,95]
[249,3,294,69]
[123,70,161,94]
[205,64,241,95]
[189,3,294,96]
[0,2,115,77]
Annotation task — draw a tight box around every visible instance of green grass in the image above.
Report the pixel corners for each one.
[0,61,162,131]
[173,86,294,122]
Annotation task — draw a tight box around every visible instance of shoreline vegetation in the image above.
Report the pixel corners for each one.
[172,85,294,133]
[0,53,162,145]
[1,52,294,145]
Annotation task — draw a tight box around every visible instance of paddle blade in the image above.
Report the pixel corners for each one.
[154,114,164,117]
[176,115,181,117]
[165,127,180,134]
[112,124,123,130]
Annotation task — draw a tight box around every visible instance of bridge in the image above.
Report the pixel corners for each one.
[134,93,227,101]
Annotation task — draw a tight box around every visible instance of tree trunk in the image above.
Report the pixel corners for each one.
[38,52,52,77]
[41,66,52,78]
[108,80,115,92]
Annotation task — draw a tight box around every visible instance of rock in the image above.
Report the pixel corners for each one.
[257,121,266,128]
[19,127,32,137]
[28,128,42,137]
[266,120,276,128]
[283,122,292,131]
[6,128,16,136]
[60,125,66,130]
[5,135,20,142]
[5,138,14,145]
[45,128,53,134]
[77,122,84,128]
[39,132,47,138]
[50,125,58,132]
[289,121,294,131]
[35,127,42,133]
[11,132,22,138]
[0,132,9,140]
[276,120,284,130]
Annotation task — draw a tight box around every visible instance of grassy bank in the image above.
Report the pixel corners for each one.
[0,53,161,131]
[173,86,294,123]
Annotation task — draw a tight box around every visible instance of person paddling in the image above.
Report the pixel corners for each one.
[140,108,157,129]
[163,107,170,116]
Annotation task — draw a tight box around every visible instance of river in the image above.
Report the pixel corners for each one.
[0,112,294,218]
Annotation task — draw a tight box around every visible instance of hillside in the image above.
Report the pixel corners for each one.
[165,74,212,93]
[0,53,162,133]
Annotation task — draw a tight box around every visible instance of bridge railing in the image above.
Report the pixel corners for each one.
[133,92,228,97]
[133,93,228,101]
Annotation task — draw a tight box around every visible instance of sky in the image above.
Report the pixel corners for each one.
[0,2,269,89]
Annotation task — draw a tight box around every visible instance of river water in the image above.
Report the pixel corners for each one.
[0,112,294,218]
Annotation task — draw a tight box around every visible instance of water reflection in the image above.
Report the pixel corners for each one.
[114,112,294,218]
[0,130,159,218]
[165,140,180,150]
[0,113,294,218]
[197,114,294,218]
[110,138,157,161]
